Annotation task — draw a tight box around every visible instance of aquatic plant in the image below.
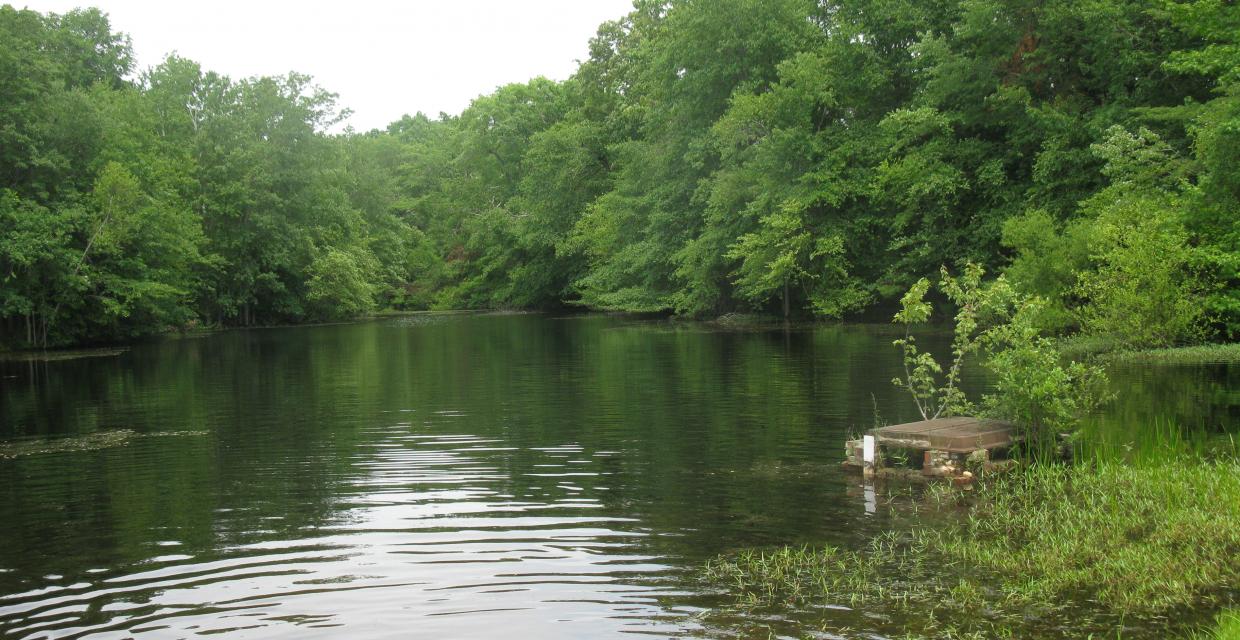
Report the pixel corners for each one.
[0,429,207,458]
[0,429,137,458]
[704,459,1240,636]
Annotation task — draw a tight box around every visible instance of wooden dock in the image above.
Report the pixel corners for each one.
[845,416,1017,478]
[872,417,1016,453]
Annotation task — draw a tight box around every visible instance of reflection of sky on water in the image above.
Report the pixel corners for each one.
[1,424,697,638]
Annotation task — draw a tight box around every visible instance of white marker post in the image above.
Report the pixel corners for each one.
[862,434,876,477]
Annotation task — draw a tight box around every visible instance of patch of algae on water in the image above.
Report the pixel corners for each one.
[0,429,207,459]
[0,429,137,458]
[0,347,128,363]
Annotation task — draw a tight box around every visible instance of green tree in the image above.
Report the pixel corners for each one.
[305,248,378,320]
[1075,189,1206,347]
[1002,126,1208,347]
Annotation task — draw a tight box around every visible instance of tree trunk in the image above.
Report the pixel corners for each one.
[782,280,790,319]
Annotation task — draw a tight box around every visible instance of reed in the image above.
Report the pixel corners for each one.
[1076,416,1238,466]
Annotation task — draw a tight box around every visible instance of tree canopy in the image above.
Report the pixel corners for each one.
[2,0,1236,347]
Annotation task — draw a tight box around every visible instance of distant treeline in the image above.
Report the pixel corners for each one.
[2,0,1237,348]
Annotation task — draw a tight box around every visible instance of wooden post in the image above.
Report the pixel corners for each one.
[862,435,876,477]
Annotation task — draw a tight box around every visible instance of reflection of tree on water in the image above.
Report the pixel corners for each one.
[1084,362,1240,459]
[1,315,1234,637]
[1105,362,1240,427]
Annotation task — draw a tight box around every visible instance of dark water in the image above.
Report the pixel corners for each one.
[0,314,1234,638]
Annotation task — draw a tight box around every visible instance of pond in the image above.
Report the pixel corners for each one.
[0,313,1235,638]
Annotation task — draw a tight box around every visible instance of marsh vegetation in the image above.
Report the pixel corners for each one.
[705,457,1240,638]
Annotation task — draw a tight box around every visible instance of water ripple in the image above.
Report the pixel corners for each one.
[0,430,696,638]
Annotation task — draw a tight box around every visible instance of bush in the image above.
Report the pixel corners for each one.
[1075,189,1207,347]
[982,295,1109,454]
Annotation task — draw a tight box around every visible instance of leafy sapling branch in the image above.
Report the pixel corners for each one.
[892,264,1108,452]
[891,263,994,421]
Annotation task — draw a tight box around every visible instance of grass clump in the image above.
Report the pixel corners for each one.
[930,461,1240,613]
[704,460,1240,635]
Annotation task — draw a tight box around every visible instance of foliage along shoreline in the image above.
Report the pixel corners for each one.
[3,0,1240,350]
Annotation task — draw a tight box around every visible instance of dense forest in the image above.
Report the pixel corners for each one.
[2,0,1238,348]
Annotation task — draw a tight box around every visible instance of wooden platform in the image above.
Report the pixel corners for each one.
[870,417,1017,453]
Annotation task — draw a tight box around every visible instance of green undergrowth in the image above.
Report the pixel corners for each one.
[704,460,1240,637]
[1102,343,1240,365]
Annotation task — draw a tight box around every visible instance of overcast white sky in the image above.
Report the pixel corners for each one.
[18,0,635,131]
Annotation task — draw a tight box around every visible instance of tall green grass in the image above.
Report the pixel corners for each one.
[1076,416,1239,466]
[704,458,1240,636]
[928,461,1240,612]
[1195,610,1240,640]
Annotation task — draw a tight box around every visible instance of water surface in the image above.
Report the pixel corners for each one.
[0,314,1233,638]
